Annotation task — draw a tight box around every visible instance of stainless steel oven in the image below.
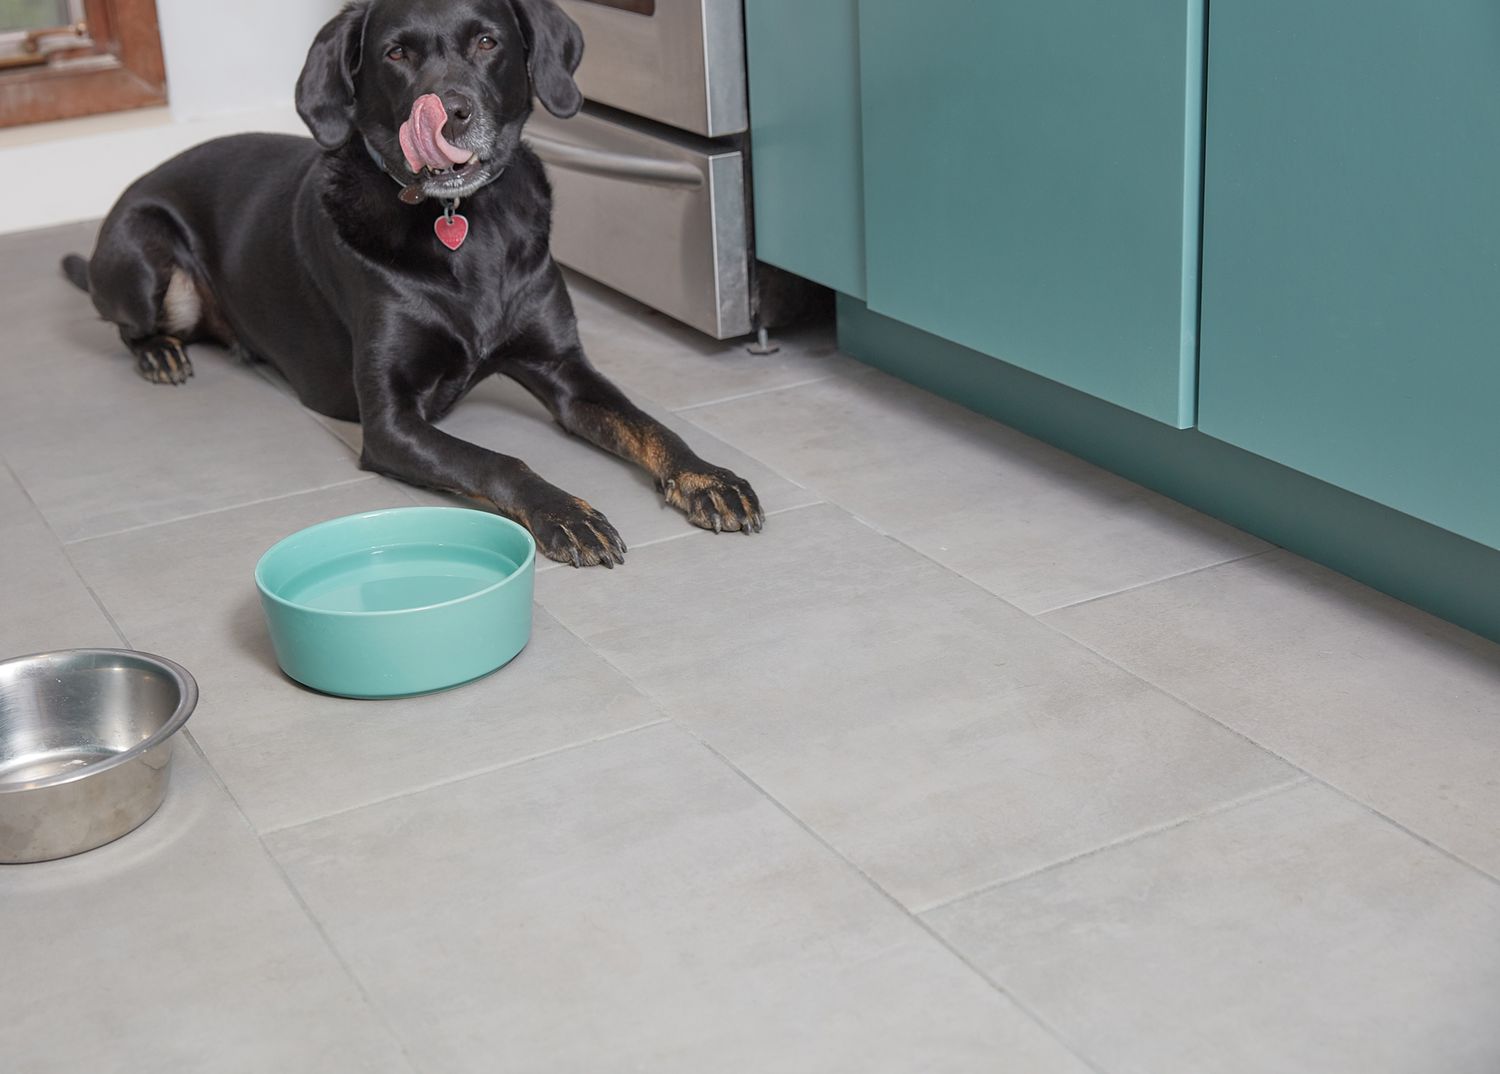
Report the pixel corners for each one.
[560,0,747,138]
[527,0,816,340]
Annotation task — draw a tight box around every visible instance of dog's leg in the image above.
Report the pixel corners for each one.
[510,351,764,535]
[85,206,202,386]
[359,393,627,568]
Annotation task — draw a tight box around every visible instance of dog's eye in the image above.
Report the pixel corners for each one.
[477,35,497,51]
[386,46,407,62]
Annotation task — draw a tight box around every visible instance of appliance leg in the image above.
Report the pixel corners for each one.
[746,326,781,356]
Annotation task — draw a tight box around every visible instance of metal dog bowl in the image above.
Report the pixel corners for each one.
[255,507,536,699]
[0,649,198,864]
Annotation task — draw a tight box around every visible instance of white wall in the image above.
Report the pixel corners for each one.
[155,0,346,121]
[0,0,346,233]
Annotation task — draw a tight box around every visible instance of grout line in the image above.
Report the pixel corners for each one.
[818,509,1038,619]
[1335,792,1500,887]
[532,500,827,572]
[525,440,1498,900]
[62,476,380,545]
[171,729,423,1070]
[5,457,134,649]
[257,839,427,1074]
[628,500,821,544]
[3,456,62,542]
[808,503,1496,901]
[1040,618,1500,890]
[1030,547,1279,617]
[665,388,1267,632]
[260,718,670,837]
[714,464,1275,631]
[670,373,844,413]
[658,361,1287,641]
[526,583,1106,1070]
[912,777,1313,916]
[161,596,667,1072]
[682,729,1111,1074]
[80,580,131,648]
[17,454,384,1046]
[810,446,1500,890]
[555,484,1500,895]
[670,403,825,502]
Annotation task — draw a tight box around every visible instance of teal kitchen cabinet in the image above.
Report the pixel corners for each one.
[1199,0,1500,549]
[743,0,1500,638]
[858,0,1207,428]
[745,0,866,298]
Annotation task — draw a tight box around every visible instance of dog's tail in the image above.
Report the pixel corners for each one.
[61,253,90,293]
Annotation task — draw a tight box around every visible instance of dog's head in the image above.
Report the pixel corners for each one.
[296,0,583,201]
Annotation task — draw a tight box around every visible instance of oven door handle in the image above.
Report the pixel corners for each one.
[526,133,705,189]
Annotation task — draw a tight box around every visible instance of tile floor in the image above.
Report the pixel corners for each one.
[3,220,1500,1074]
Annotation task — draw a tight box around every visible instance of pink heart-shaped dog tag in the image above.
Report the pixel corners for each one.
[435,214,469,251]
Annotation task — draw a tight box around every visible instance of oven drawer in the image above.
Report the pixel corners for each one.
[528,107,751,339]
[557,0,747,138]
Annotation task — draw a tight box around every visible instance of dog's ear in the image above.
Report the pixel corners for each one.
[296,2,370,149]
[510,0,585,119]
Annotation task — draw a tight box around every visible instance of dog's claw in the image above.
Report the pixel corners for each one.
[587,525,618,570]
[131,335,193,387]
[737,490,762,533]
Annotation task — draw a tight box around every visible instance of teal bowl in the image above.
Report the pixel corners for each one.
[254,508,536,699]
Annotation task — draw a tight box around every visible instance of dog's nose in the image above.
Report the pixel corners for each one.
[442,91,475,133]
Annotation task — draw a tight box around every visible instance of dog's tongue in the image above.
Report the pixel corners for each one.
[398,94,475,175]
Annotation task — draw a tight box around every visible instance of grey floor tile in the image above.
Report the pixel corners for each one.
[67,480,664,832]
[13,220,1497,1074]
[683,371,1270,613]
[0,462,119,655]
[1045,550,1500,878]
[926,782,1500,1074]
[0,219,100,325]
[309,375,819,553]
[0,310,363,542]
[267,722,1092,1074]
[564,269,862,410]
[0,745,413,1074]
[536,504,1296,910]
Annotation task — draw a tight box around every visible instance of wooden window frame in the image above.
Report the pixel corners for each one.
[0,0,166,128]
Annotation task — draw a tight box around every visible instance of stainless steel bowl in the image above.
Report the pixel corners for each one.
[0,649,198,864]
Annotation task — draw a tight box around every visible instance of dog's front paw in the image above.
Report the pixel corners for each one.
[529,497,627,568]
[660,467,764,534]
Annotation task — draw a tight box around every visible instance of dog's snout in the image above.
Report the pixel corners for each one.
[443,91,475,129]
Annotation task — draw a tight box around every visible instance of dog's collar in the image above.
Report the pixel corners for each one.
[361,136,503,211]
[362,137,490,252]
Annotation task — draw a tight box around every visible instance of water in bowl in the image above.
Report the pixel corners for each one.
[280,543,520,613]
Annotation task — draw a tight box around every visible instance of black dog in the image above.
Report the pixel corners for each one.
[61,0,762,567]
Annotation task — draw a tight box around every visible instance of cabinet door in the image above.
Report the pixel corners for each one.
[859,0,1206,427]
[1199,0,1500,549]
[745,0,866,298]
